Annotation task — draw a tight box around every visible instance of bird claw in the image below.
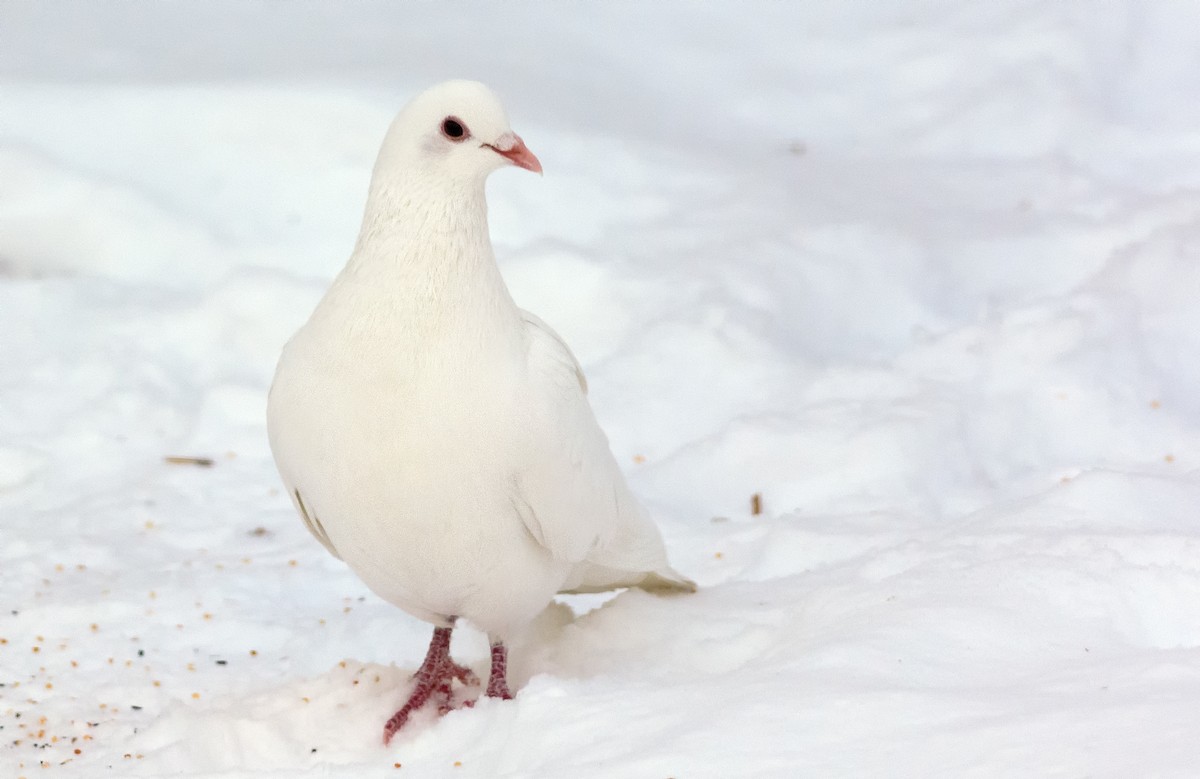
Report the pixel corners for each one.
[485,678,514,700]
[408,660,476,686]
[383,656,478,744]
[448,660,479,687]
[383,627,514,745]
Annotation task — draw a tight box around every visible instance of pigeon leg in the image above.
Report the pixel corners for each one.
[382,625,478,744]
[485,641,514,700]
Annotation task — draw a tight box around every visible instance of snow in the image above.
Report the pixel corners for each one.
[3,2,1200,776]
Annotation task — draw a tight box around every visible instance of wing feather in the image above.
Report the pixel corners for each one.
[513,311,694,593]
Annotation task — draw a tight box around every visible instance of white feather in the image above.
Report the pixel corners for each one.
[267,80,692,641]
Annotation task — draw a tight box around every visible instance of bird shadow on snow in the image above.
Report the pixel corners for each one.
[127,582,784,772]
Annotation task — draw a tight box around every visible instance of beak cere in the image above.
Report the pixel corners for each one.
[485,133,542,174]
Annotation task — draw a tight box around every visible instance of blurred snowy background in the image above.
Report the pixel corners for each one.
[3,2,1200,776]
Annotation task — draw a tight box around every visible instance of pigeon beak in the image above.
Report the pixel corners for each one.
[485,133,542,175]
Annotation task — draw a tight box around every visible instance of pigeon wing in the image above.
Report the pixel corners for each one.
[512,311,693,592]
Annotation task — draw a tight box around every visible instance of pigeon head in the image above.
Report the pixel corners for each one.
[377,80,542,184]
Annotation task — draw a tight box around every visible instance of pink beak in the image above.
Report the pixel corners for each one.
[485,133,542,174]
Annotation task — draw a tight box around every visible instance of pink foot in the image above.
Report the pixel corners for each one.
[447,659,479,686]
[433,660,479,715]
[485,641,514,700]
[382,627,479,745]
[460,642,514,707]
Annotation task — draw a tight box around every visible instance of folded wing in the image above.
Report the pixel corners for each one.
[512,310,695,594]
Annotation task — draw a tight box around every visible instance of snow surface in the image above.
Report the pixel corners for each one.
[4,2,1200,776]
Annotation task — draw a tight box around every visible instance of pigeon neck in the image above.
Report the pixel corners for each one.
[327,172,521,340]
[342,172,495,277]
[360,171,488,243]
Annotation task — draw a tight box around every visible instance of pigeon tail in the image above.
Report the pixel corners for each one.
[559,563,697,596]
[637,569,698,595]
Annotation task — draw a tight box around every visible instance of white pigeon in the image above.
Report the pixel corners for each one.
[265,80,695,744]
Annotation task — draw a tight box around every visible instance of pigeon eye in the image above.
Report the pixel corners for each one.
[441,117,467,141]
